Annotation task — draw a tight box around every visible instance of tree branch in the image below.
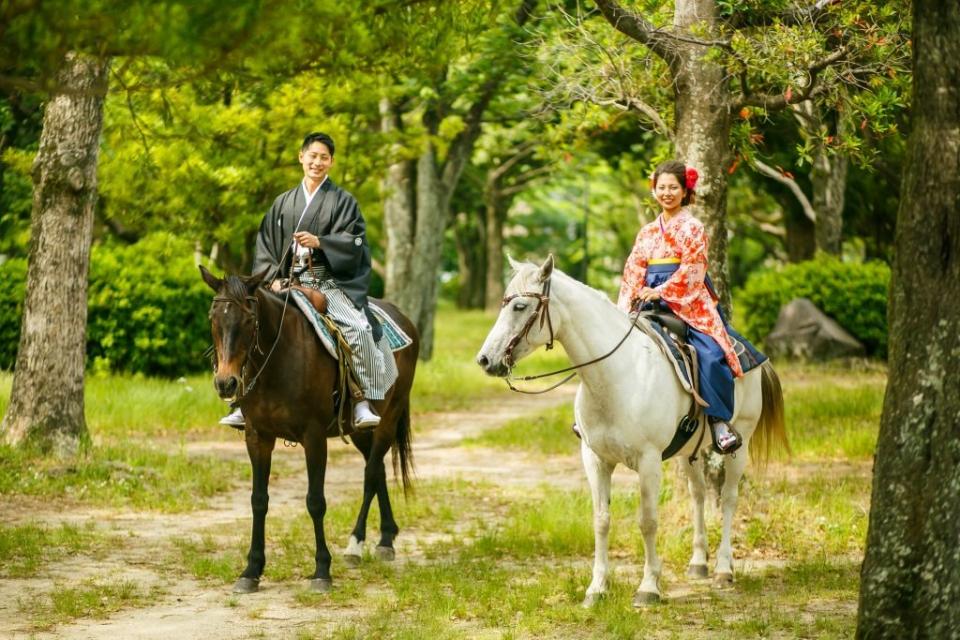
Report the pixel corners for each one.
[753,159,817,223]
[725,0,840,29]
[734,44,849,111]
[592,0,679,64]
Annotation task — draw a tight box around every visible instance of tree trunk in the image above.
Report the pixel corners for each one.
[484,195,508,311]
[782,197,817,262]
[856,1,960,636]
[672,0,734,312]
[454,211,486,309]
[380,98,419,317]
[0,53,109,456]
[812,142,848,255]
[410,142,448,360]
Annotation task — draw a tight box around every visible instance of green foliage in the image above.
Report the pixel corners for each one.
[0,257,27,368]
[86,234,214,375]
[739,255,890,356]
[1,234,214,375]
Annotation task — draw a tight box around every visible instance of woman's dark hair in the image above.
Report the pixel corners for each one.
[301,132,335,156]
[652,159,694,206]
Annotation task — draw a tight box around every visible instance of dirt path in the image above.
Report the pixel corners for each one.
[2,388,590,640]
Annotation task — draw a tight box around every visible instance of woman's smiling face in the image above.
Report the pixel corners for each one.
[654,172,685,213]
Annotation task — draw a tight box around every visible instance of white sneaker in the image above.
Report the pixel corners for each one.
[353,401,381,429]
[219,408,245,428]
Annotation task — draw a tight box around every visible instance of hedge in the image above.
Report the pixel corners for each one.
[1,233,215,376]
[738,255,890,358]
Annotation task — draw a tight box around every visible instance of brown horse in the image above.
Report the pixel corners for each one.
[200,266,418,593]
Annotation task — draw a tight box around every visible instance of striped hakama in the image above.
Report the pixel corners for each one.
[300,267,398,401]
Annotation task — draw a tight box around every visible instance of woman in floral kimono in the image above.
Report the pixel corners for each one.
[618,160,760,454]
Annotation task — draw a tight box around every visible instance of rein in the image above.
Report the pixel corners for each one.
[213,285,292,403]
[500,275,640,394]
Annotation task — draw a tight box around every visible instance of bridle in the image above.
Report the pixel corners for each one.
[499,272,640,394]
[212,286,291,401]
[501,276,555,368]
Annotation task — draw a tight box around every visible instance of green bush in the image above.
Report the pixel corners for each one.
[738,255,890,357]
[0,234,214,375]
[0,258,28,369]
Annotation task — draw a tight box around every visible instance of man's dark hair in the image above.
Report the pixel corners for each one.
[301,132,335,156]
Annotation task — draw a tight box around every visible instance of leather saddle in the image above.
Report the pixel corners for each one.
[644,310,688,342]
[291,285,328,314]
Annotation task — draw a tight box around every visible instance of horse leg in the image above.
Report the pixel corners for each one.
[680,456,710,579]
[303,432,333,592]
[633,450,664,606]
[345,432,399,565]
[343,432,375,566]
[234,429,276,594]
[581,441,615,608]
[713,450,748,588]
[373,453,399,561]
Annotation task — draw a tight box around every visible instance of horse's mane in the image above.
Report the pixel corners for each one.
[511,260,620,310]
[221,274,283,305]
[222,275,250,303]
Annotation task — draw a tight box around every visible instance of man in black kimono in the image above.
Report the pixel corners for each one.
[221,132,395,429]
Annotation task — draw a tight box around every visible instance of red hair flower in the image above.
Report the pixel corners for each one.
[685,167,699,190]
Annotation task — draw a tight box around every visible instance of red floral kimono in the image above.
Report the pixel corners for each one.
[618,208,743,377]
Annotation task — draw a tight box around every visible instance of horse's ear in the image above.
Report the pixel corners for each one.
[245,267,270,294]
[538,254,554,283]
[199,265,223,292]
[507,254,523,271]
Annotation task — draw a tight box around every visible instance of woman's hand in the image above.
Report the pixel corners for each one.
[637,287,661,303]
[294,231,321,249]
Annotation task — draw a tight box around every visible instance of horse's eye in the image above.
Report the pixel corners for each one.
[513,302,527,312]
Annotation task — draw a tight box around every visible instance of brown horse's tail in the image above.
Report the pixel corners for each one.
[749,360,790,466]
[392,402,415,496]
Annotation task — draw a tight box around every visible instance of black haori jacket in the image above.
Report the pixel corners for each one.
[253,178,382,341]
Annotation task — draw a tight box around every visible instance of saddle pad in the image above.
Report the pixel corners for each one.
[290,290,413,360]
[636,319,696,394]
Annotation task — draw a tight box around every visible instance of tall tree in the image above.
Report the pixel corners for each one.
[857,1,960,636]
[0,1,264,452]
[0,53,109,454]
[554,0,906,307]
[382,0,538,359]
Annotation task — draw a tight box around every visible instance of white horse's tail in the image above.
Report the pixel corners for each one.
[749,361,790,466]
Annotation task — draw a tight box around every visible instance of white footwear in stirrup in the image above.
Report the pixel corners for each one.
[219,408,245,428]
[353,400,381,429]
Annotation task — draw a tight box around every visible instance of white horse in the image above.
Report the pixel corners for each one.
[476,256,787,607]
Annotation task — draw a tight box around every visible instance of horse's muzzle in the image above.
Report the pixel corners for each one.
[476,353,509,377]
[215,374,240,400]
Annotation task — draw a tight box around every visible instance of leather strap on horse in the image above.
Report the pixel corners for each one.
[660,343,708,464]
[315,312,364,444]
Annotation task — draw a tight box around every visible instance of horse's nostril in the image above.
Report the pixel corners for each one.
[477,354,489,368]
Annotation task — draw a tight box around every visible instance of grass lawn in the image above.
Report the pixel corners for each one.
[0,305,885,637]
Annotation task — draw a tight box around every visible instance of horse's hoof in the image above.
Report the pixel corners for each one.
[309,578,332,593]
[632,590,661,607]
[343,553,362,568]
[581,592,604,608]
[232,577,260,594]
[375,546,396,561]
[687,564,709,579]
[713,572,734,589]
